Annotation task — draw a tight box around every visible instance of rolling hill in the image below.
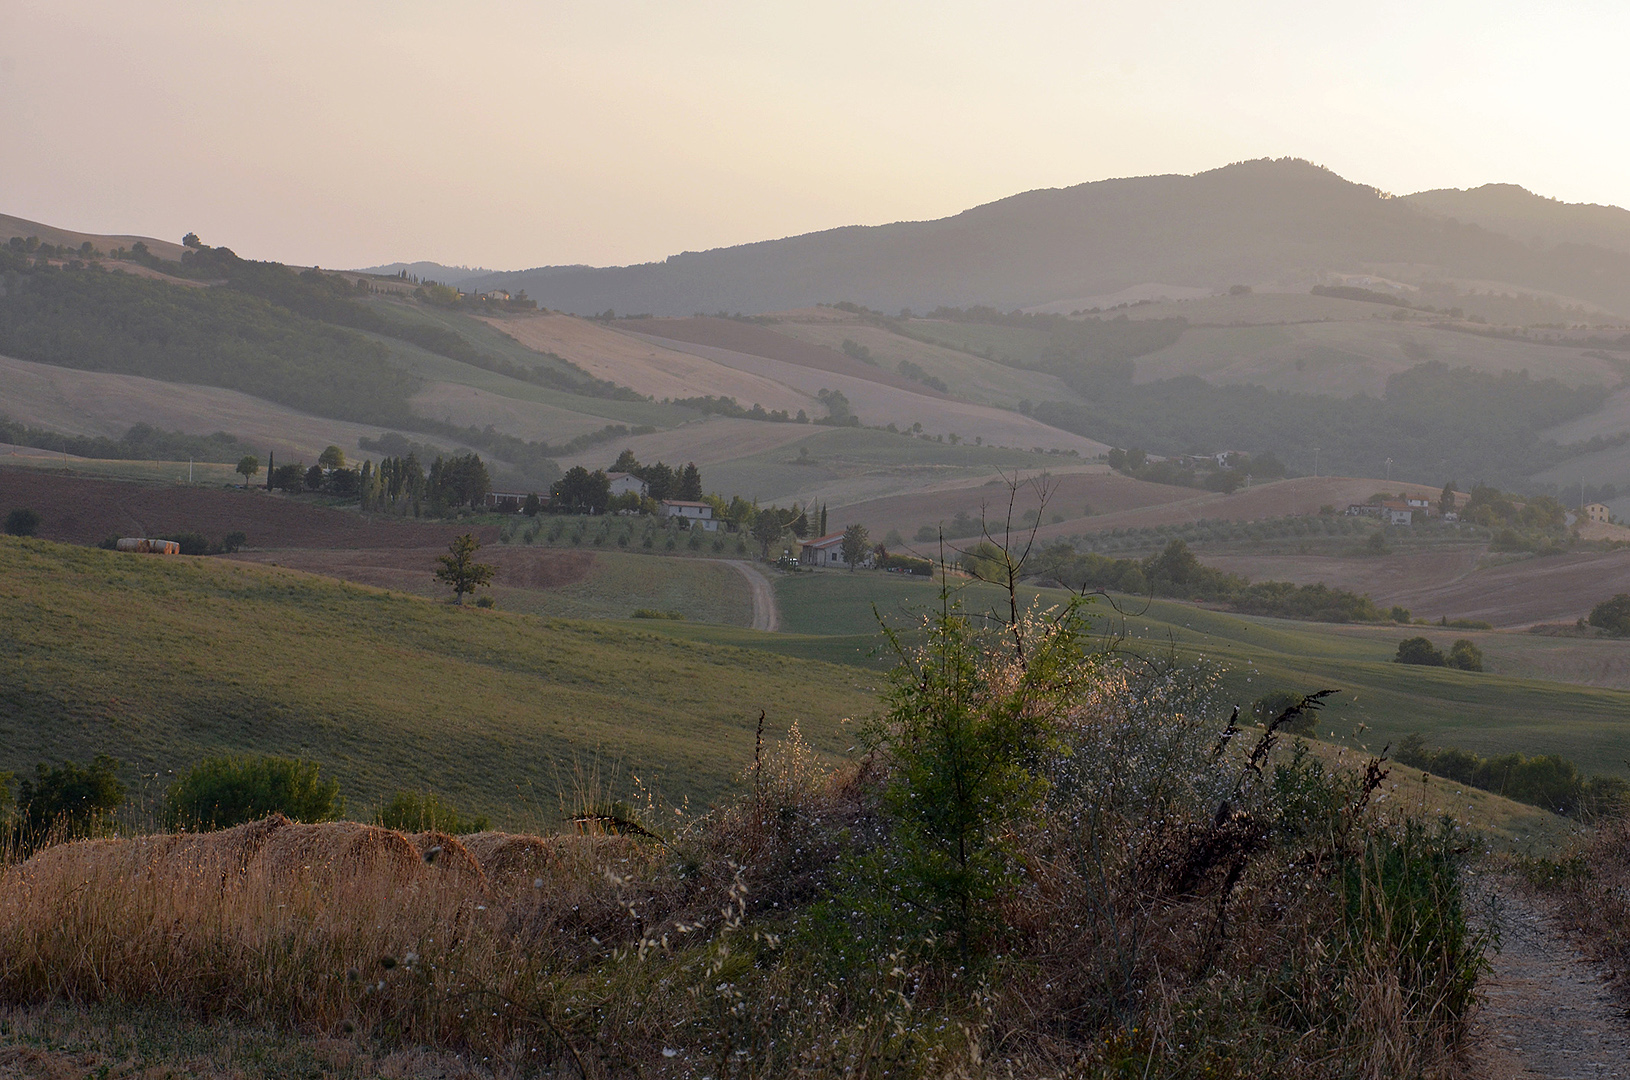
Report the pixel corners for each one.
[457,159,1630,317]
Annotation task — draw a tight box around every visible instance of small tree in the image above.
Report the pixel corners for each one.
[1446,639,1483,672]
[13,755,126,852]
[751,506,788,557]
[523,492,541,517]
[318,445,346,472]
[436,532,496,604]
[235,455,260,488]
[4,508,41,537]
[840,523,870,570]
[1395,637,1446,667]
[1588,594,1630,636]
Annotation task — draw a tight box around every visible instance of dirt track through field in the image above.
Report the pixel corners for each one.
[1472,883,1630,1078]
[722,559,778,632]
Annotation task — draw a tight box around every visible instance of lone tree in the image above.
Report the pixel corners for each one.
[235,455,260,488]
[4,508,41,537]
[318,445,346,472]
[1394,636,1446,667]
[840,523,870,570]
[435,532,496,604]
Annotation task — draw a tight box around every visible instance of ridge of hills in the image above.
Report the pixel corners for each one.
[431,159,1630,317]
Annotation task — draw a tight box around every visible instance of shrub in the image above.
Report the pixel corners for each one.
[631,608,685,620]
[221,530,247,553]
[4,508,41,536]
[375,791,489,834]
[473,594,496,608]
[1446,639,1483,671]
[1588,593,1630,636]
[164,755,340,830]
[12,755,125,852]
[1395,636,1446,666]
[159,531,211,556]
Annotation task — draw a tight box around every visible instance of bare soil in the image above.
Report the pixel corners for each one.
[479,313,812,412]
[0,469,497,551]
[631,316,939,397]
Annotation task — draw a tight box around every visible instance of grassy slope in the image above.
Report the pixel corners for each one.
[769,571,1630,778]
[0,538,871,823]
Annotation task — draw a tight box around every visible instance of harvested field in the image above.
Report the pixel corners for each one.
[0,213,186,261]
[0,468,498,550]
[630,316,936,395]
[1202,549,1485,608]
[832,467,1185,541]
[553,416,812,471]
[0,353,392,461]
[776,320,1077,410]
[1132,320,1617,397]
[1378,549,1630,627]
[1208,546,1630,627]
[1027,475,1443,542]
[621,330,1107,455]
[409,379,625,443]
[479,313,813,413]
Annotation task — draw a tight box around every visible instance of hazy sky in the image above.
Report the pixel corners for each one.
[5,1,1627,270]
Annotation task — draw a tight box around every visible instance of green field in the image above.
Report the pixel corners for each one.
[490,548,755,625]
[771,570,1630,777]
[0,538,872,825]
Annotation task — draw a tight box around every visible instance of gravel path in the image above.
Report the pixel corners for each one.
[1471,881,1630,1078]
[723,559,779,632]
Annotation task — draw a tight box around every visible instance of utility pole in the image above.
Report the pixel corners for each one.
[1385,457,1393,482]
[1314,446,1320,478]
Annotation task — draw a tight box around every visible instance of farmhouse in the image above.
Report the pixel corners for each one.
[1585,502,1612,524]
[659,499,718,531]
[799,532,863,568]
[484,491,534,512]
[608,472,648,498]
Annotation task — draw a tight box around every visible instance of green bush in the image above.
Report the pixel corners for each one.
[375,791,489,834]
[1394,636,1446,666]
[164,755,340,830]
[12,755,125,852]
[1446,639,1483,672]
[4,508,40,537]
[1588,593,1630,636]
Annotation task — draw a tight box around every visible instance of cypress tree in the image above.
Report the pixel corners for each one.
[265,450,274,491]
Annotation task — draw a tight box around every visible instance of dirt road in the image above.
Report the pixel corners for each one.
[1471,882,1630,1078]
[723,559,779,632]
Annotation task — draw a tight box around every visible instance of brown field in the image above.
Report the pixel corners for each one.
[1019,476,1442,542]
[1132,321,1617,397]
[0,353,391,462]
[554,416,814,471]
[0,213,186,261]
[833,466,1186,539]
[1203,549,1485,607]
[409,379,629,443]
[0,468,497,550]
[629,317,938,396]
[1208,546,1630,627]
[478,313,812,412]
[620,329,1108,454]
[775,320,1078,410]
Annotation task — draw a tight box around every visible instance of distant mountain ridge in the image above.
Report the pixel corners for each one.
[427,159,1630,317]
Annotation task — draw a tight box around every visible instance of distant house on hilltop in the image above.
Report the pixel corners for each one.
[608,472,648,498]
[1585,502,1611,524]
[659,499,717,531]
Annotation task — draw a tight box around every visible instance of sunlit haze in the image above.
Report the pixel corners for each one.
[5,0,1629,269]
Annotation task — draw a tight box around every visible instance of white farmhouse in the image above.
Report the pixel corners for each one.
[608,472,648,498]
[659,499,718,531]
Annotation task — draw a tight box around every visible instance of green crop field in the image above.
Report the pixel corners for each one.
[0,537,873,825]
[492,549,755,625]
[771,570,1630,778]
